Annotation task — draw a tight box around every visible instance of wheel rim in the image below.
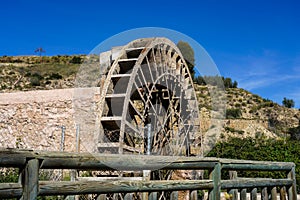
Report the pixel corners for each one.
[99,37,200,158]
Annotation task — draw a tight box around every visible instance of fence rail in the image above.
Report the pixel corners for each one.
[0,148,297,200]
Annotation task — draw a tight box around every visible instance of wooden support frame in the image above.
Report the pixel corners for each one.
[0,149,297,199]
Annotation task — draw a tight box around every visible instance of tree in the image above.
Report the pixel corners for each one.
[69,56,82,64]
[177,41,195,79]
[282,97,295,108]
[195,76,206,85]
[221,77,238,88]
[223,77,233,88]
[232,80,238,88]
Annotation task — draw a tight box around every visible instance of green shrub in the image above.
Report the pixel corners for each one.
[0,168,19,183]
[69,56,82,64]
[208,136,300,193]
[225,127,244,135]
[235,103,241,107]
[29,72,44,86]
[226,108,242,119]
[48,73,62,80]
[30,77,41,86]
[282,97,295,108]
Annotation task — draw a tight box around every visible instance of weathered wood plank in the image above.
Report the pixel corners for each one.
[38,180,214,195]
[0,148,297,200]
[77,177,143,181]
[0,149,29,167]
[222,163,294,171]
[221,179,293,189]
[21,159,39,200]
[0,183,22,198]
[40,156,217,170]
[0,149,294,171]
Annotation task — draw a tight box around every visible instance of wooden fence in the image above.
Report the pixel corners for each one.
[0,148,297,200]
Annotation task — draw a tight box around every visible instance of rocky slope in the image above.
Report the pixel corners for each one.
[196,85,300,141]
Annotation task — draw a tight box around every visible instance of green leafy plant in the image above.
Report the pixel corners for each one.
[282,97,295,108]
[208,136,300,193]
[226,108,242,119]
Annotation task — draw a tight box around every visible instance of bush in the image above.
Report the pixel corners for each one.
[30,77,41,86]
[48,73,62,80]
[29,72,44,86]
[207,136,300,193]
[225,127,244,135]
[226,108,242,119]
[0,168,19,183]
[194,76,238,88]
[234,103,241,107]
[282,97,295,108]
[69,56,82,64]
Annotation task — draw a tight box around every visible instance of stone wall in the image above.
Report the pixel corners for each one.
[0,88,100,152]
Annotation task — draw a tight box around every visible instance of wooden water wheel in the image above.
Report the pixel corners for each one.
[98,37,199,155]
[97,37,200,199]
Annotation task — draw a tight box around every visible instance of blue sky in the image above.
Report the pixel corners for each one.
[0,0,299,108]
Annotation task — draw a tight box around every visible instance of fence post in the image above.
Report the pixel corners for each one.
[250,188,257,200]
[97,194,106,200]
[271,187,277,200]
[228,171,238,200]
[209,163,221,200]
[124,193,133,200]
[288,166,297,200]
[261,187,268,200]
[240,189,247,200]
[21,159,39,200]
[170,191,178,200]
[149,192,157,200]
[280,187,287,200]
[190,190,198,200]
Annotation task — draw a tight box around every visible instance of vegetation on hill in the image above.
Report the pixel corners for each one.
[207,135,300,192]
[283,97,295,108]
[194,75,238,89]
[0,55,95,91]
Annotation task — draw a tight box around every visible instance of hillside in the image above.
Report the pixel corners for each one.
[0,55,91,91]
[1,55,299,145]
